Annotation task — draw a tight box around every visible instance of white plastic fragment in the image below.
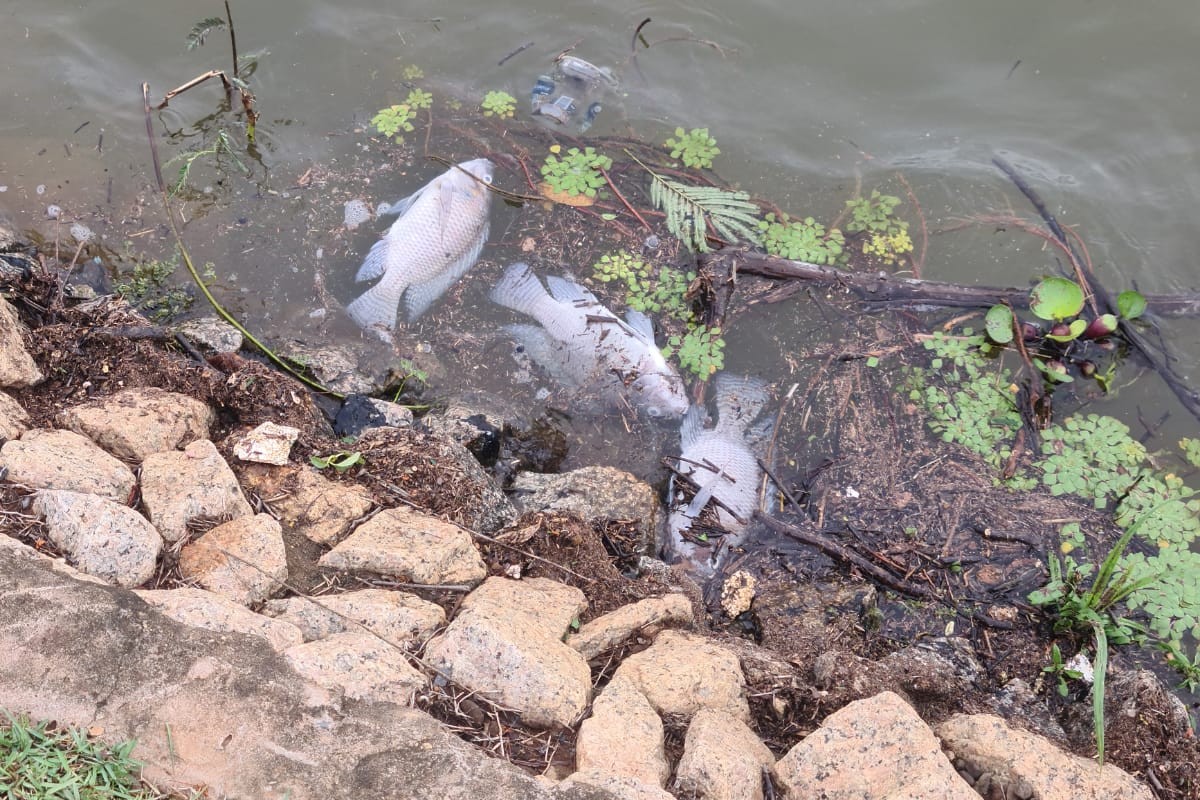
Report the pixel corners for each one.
[233,422,301,466]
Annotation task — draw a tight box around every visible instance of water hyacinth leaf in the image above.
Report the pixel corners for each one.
[1030,277,1085,321]
[1117,289,1147,320]
[1046,318,1088,343]
[984,304,1014,344]
[1035,358,1073,383]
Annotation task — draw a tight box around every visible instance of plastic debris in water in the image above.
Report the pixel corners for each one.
[343,199,372,230]
[46,204,62,220]
[531,75,554,112]
[70,223,93,243]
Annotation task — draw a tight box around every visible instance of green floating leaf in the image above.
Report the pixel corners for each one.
[1030,277,1085,321]
[1117,289,1147,320]
[1046,318,1088,343]
[984,304,1014,344]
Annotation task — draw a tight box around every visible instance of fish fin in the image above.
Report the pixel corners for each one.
[403,222,489,321]
[346,283,401,342]
[713,373,770,432]
[679,403,708,450]
[376,185,425,218]
[685,474,721,519]
[355,237,391,283]
[545,275,600,305]
[490,262,550,316]
[623,309,657,343]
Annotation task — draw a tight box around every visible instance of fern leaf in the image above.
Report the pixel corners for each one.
[187,17,227,50]
[650,175,762,252]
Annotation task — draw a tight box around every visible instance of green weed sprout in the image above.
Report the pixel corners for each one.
[165,129,247,197]
[310,451,363,472]
[759,213,846,265]
[401,65,424,81]
[845,190,913,265]
[666,326,725,378]
[0,712,171,799]
[592,251,695,320]
[541,147,612,198]
[405,88,433,110]
[371,105,415,143]
[664,127,720,170]
[481,91,517,118]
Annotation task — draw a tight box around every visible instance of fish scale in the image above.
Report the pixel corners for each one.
[346,158,494,342]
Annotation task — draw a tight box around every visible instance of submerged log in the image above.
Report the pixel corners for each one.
[702,250,1200,317]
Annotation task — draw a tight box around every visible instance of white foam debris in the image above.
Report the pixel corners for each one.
[46,204,62,220]
[70,223,93,243]
[35,184,46,195]
[343,199,372,230]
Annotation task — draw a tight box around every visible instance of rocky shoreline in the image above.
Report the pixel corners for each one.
[0,225,1192,798]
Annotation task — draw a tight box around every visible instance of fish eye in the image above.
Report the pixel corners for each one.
[647,406,663,418]
[483,175,493,185]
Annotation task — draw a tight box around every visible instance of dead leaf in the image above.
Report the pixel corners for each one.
[538,181,594,207]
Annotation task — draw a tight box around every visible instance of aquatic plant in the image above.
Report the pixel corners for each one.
[404,88,433,110]
[592,251,695,320]
[186,16,226,49]
[481,91,517,118]
[1181,437,1200,468]
[663,127,720,170]
[371,105,416,143]
[759,213,845,265]
[845,190,912,265]
[401,65,424,81]
[115,254,216,322]
[1040,415,1147,508]
[666,325,725,378]
[541,146,611,198]
[165,129,247,197]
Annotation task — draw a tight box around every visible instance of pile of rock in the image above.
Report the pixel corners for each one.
[0,294,1168,799]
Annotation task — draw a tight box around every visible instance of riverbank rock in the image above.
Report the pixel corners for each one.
[0,297,43,387]
[262,589,445,645]
[424,577,591,728]
[567,593,693,661]
[0,390,30,441]
[0,428,135,501]
[233,421,300,465]
[55,386,214,461]
[0,555,621,800]
[178,513,287,606]
[575,675,669,788]
[135,587,304,651]
[510,466,660,552]
[141,439,253,543]
[174,315,243,354]
[610,630,750,721]
[284,630,427,706]
[318,506,487,586]
[334,394,414,437]
[773,691,976,799]
[237,463,374,546]
[936,713,1154,800]
[675,708,775,800]
[33,489,161,588]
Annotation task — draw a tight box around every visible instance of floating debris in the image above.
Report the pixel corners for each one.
[343,199,372,230]
[46,204,62,220]
[70,223,93,243]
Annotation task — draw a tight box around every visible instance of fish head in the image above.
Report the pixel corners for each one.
[631,363,691,420]
[454,158,495,193]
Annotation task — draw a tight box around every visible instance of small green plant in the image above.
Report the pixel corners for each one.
[481,90,517,118]
[845,190,913,265]
[1040,415,1147,509]
[164,129,247,197]
[1181,437,1200,468]
[759,213,845,265]
[0,712,182,799]
[592,251,695,320]
[390,358,429,402]
[1042,643,1085,697]
[541,147,612,198]
[371,104,416,143]
[401,65,424,81]
[666,325,725,378]
[310,451,363,472]
[404,88,433,110]
[186,16,226,49]
[116,254,206,322]
[664,127,720,170]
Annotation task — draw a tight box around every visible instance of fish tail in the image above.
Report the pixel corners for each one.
[346,282,402,342]
[713,373,770,431]
[490,262,551,318]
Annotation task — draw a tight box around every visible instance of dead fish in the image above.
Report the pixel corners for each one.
[667,373,773,576]
[346,158,494,342]
[490,262,689,419]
